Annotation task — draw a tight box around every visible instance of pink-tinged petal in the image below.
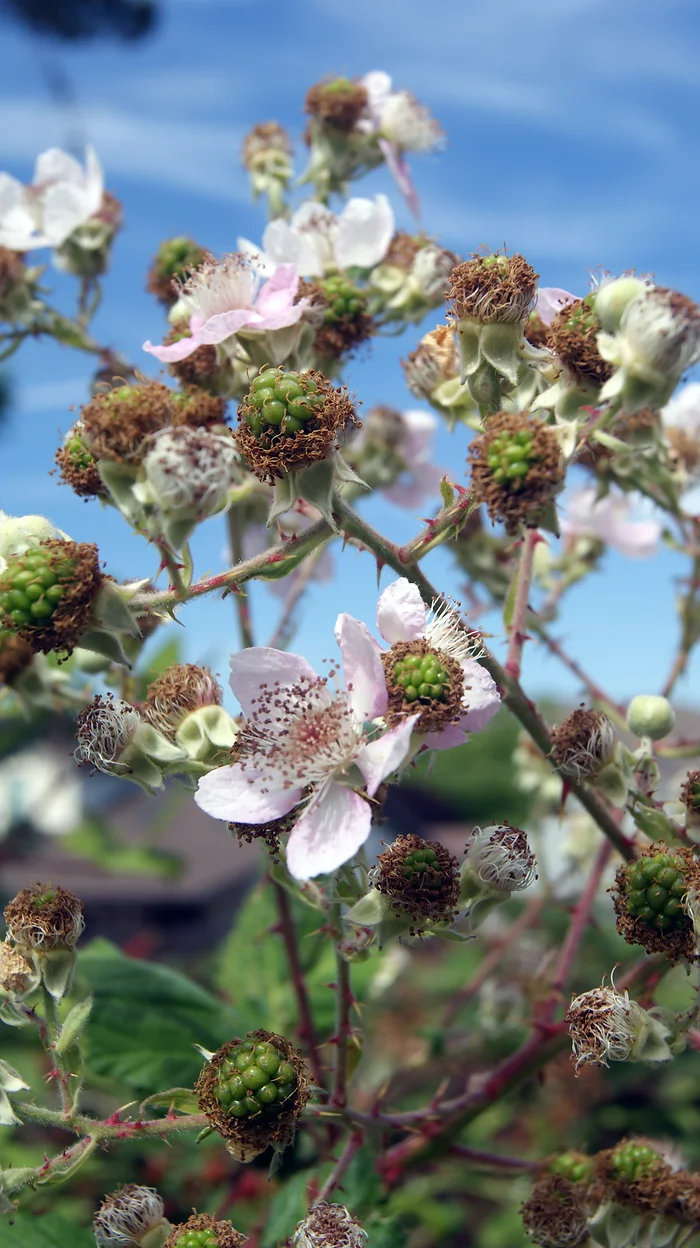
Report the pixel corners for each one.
[143,331,203,362]
[383,461,444,509]
[229,647,319,717]
[535,287,577,326]
[255,264,299,317]
[195,763,302,823]
[334,613,387,721]
[356,714,420,796]
[195,308,260,344]
[609,520,660,559]
[421,722,470,751]
[376,577,427,644]
[379,137,420,217]
[286,784,372,879]
[459,660,501,731]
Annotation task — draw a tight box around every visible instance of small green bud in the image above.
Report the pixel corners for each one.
[626,694,676,741]
[594,276,648,333]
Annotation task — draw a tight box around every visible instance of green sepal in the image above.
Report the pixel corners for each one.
[140,1087,201,1115]
[344,889,388,927]
[267,473,297,527]
[91,579,143,637]
[55,995,93,1055]
[133,721,188,764]
[295,459,338,532]
[0,1165,37,1196]
[39,948,77,1001]
[455,318,481,380]
[0,1059,30,1094]
[141,1225,172,1248]
[593,761,628,806]
[175,705,238,760]
[0,1088,22,1126]
[77,627,132,668]
[479,322,523,384]
[0,999,35,1027]
[97,460,142,525]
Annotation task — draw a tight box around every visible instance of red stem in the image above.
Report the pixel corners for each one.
[271,880,327,1091]
[505,529,538,680]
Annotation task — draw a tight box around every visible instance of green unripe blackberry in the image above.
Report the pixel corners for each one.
[392,650,450,703]
[623,851,689,933]
[196,1030,310,1161]
[468,411,564,535]
[172,1232,218,1248]
[548,294,611,386]
[147,237,207,305]
[0,539,102,657]
[319,275,366,324]
[0,546,75,629]
[375,833,460,928]
[680,770,700,816]
[550,1153,595,1185]
[213,1038,297,1118]
[486,428,535,483]
[610,1140,661,1184]
[244,368,322,439]
[163,1213,244,1248]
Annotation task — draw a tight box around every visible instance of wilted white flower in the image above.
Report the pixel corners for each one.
[292,1202,368,1248]
[0,147,103,250]
[465,823,537,893]
[598,285,700,412]
[93,1184,167,1247]
[360,71,443,214]
[566,983,674,1071]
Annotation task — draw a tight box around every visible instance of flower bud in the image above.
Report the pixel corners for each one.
[4,882,84,999]
[372,834,461,930]
[292,1203,368,1248]
[135,426,240,549]
[566,983,673,1072]
[448,253,539,395]
[0,538,103,658]
[54,191,123,280]
[594,276,649,334]
[598,286,700,413]
[550,708,616,783]
[147,237,208,307]
[467,411,564,534]
[241,122,293,219]
[94,1185,169,1248]
[462,823,537,897]
[163,1213,244,1248]
[613,841,700,964]
[74,694,187,795]
[521,1175,590,1248]
[144,664,238,767]
[235,366,361,529]
[626,694,676,741]
[196,1030,310,1162]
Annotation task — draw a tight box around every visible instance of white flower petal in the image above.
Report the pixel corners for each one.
[458,660,501,731]
[334,613,387,721]
[376,577,427,643]
[662,381,700,433]
[286,783,372,879]
[33,147,85,187]
[229,647,319,717]
[356,714,420,797]
[335,194,394,270]
[263,215,326,277]
[195,763,301,823]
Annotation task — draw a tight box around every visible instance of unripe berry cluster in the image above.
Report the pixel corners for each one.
[243,368,323,440]
[0,539,102,657]
[213,1037,298,1119]
[468,411,563,534]
[236,367,356,483]
[610,1140,660,1184]
[623,851,688,933]
[392,650,450,702]
[0,546,76,628]
[484,427,535,483]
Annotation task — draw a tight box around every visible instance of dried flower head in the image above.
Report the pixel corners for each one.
[74,693,141,775]
[0,628,34,686]
[144,664,222,740]
[548,296,612,385]
[465,823,537,893]
[235,366,358,484]
[147,237,208,306]
[566,983,672,1072]
[169,386,228,431]
[0,538,102,657]
[448,253,539,326]
[94,1184,167,1248]
[140,426,239,515]
[374,833,461,928]
[196,1030,311,1162]
[4,882,84,952]
[81,381,176,463]
[0,939,36,996]
[549,1153,596,1186]
[402,324,460,399]
[292,1203,368,1248]
[242,121,293,168]
[162,330,221,391]
[381,639,466,735]
[521,1175,590,1248]
[468,411,563,534]
[163,1212,245,1248]
[680,770,700,816]
[298,275,373,363]
[304,78,369,133]
[55,424,104,499]
[612,842,700,963]
[617,288,700,378]
[549,708,615,782]
[524,312,550,350]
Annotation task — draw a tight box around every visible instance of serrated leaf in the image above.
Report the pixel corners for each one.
[0,1212,94,1246]
[140,1086,200,1114]
[76,939,243,1094]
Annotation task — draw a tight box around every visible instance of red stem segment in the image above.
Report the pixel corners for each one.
[271,879,327,1091]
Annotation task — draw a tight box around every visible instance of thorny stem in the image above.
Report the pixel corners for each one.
[40,985,72,1116]
[17,1100,209,1139]
[314,1129,364,1204]
[548,837,612,1002]
[331,494,635,861]
[227,508,255,648]
[504,528,538,680]
[153,536,187,600]
[442,895,545,1029]
[447,1143,541,1171]
[661,531,700,698]
[330,904,353,1110]
[271,878,327,1091]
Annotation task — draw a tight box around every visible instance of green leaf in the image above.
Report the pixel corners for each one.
[140,1086,200,1114]
[0,1212,94,1246]
[76,939,244,1094]
[260,1170,310,1248]
[62,817,181,879]
[55,996,92,1056]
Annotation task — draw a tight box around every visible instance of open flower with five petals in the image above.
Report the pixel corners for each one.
[195,643,419,880]
[0,147,103,251]
[239,195,394,279]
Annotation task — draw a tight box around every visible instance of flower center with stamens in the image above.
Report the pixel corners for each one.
[382,640,464,734]
[182,253,256,321]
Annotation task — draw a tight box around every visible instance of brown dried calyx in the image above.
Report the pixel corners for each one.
[0,246,26,298]
[467,410,563,535]
[4,882,84,952]
[163,330,221,391]
[242,121,292,167]
[169,385,229,430]
[680,769,700,814]
[547,297,612,385]
[0,631,34,686]
[304,78,369,133]
[144,663,222,739]
[81,380,175,462]
[521,1174,590,1248]
[1,539,103,658]
[448,252,539,325]
[549,707,614,782]
[611,842,700,965]
[163,1212,245,1248]
[195,1029,311,1163]
[375,833,461,928]
[297,279,374,363]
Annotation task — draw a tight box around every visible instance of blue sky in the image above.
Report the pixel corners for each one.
[1,0,700,706]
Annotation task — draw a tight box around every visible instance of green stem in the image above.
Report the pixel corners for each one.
[40,986,72,1116]
[17,1100,209,1139]
[330,904,353,1110]
[227,508,255,647]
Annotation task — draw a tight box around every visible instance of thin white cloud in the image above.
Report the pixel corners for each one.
[16,378,90,415]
